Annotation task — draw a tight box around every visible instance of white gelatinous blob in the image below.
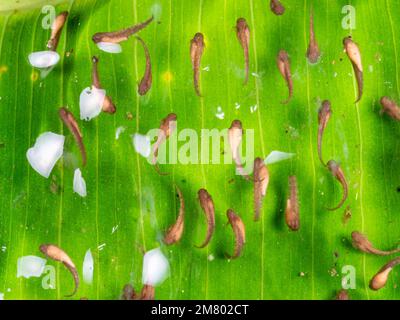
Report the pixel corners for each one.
[28,51,60,68]
[132,133,151,158]
[73,168,87,197]
[115,126,126,140]
[264,151,296,165]
[79,86,106,121]
[96,42,122,54]
[142,247,170,286]
[215,106,225,120]
[150,3,162,20]
[82,249,94,285]
[26,132,65,178]
[17,256,47,279]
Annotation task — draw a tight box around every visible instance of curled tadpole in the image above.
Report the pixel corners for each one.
[317,100,332,165]
[92,16,154,44]
[225,209,246,259]
[270,0,285,15]
[164,186,185,245]
[335,289,349,300]
[152,113,177,175]
[47,11,69,51]
[326,160,348,211]
[190,32,205,96]
[195,189,215,248]
[253,157,269,221]
[370,257,400,291]
[140,284,155,300]
[306,9,320,64]
[351,231,400,256]
[236,18,250,85]
[59,107,86,166]
[276,50,293,104]
[380,96,400,120]
[39,244,79,297]
[92,56,116,114]
[285,176,299,231]
[228,120,250,180]
[120,283,154,300]
[121,284,138,300]
[136,36,152,96]
[343,36,363,103]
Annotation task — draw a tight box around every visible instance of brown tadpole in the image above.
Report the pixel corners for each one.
[236,18,250,85]
[276,50,293,104]
[306,9,320,64]
[136,36,152,96]
[190,32,205,97]
[152,113,177,175]
[91,56,116,114]
[317,100,332,165]
[270,0,285,15]
[335,289,350,300]
[370,257,400,291]
[164,185,185,245]
[92,16,154,44]
[39,244,79,297]
[343,36,363,103]
[228,120,250,180]
[140,284,155,300]
[59,107,86,167]
[351,231,400,256]
[121,284,138,300]
[47,11,69,51]
[380,96,400,120]
[285,176,299,231]
[225,209,246,259]
[326,160,348,211]
[195,189,215,248]
[253,157,269,221]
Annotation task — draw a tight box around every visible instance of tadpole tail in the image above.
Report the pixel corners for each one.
[243,47,249,85]
[125,15,154,38]
[91,56,101,89]
[63,263,79,297]
[234,157,253,181]
[327,185,348,211]
[154,162,170,176]
[195,223,214,249]
[77,140,87,167]
[317,127,325,165]
[281,78,293,104]
[194,68,202,97]
[254,196,262,221]
[353,63,363,103]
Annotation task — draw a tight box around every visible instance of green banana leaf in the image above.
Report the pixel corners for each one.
[1,0,400,300]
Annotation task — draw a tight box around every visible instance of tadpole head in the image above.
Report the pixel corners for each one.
[278,49,289,61]
[343,36,354,48]
[198,188,208,200]
[370,271,390,291]
[318,100,332,121]
[166,113,177,122]
[236,18,247,29]
[230,119,242,130]
[39,244,48,254]
[327,159,339,173]
[253,157,264,171]
[92,56,99,64]
[92,33,102,43]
